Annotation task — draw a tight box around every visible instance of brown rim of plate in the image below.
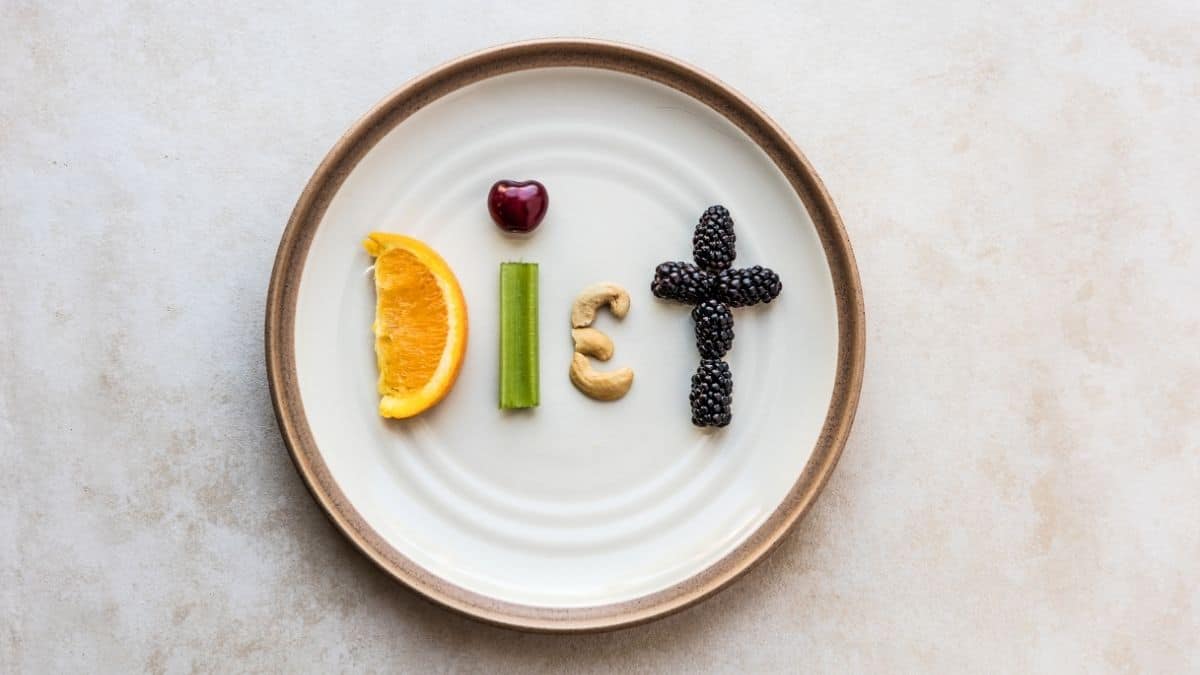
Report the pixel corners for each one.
[265,38,865,633]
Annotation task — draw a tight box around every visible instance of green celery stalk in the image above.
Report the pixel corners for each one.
[499,262,539,408]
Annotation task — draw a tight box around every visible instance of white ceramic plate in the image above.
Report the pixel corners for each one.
[268,40,863,631]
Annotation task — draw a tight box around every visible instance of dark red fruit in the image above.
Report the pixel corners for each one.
[488,179,548,234]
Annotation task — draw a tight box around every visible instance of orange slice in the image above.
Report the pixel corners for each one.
[363,233,468,419]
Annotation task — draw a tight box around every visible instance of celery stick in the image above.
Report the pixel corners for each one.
[499,263,539,409]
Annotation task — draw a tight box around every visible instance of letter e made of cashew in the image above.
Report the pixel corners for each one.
[569,283,633,401]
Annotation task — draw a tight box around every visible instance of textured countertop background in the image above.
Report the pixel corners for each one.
[3,1,1198,672]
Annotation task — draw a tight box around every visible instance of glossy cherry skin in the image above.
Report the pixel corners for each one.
[488,180,548,234]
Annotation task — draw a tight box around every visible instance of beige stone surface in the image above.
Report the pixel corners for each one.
[2,1,1198,672]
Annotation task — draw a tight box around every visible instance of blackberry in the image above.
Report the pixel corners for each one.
[692,205,736,271]
[690,359,733,427]
[651,261,714,304]
[691,299,734,359]
[714,265,782,307]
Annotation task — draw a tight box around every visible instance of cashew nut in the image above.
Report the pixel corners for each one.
[569,353,633,401]
[572,328,613,361]
[571,282,631,328]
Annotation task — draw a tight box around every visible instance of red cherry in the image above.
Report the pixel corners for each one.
[488,180,548,234]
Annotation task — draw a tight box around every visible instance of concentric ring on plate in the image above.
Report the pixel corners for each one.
[266,38,864,632]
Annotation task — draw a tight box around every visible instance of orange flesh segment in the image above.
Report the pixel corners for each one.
[374,248,449,392]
